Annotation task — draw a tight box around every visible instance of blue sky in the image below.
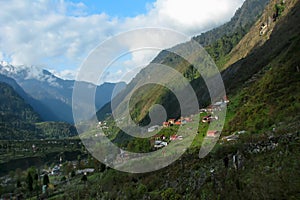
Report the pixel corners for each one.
[70,0,155,17]
[0,0,245,84]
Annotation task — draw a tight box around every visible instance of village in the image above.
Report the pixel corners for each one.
[96,95,234,153]
[146,95,232,149]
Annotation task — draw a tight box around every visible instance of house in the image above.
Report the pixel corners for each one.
[51,165,61,175]
[168,119,176,124]
[206,130,219,137]
[148,125,160,132]
[237,130,246,134]
[213,101,223,107]
[199,108,207,113]
[163,121,170,127]
[32,144,36,152]
[170,135,177,141]
[174,121,182,126]
[223,95,230,103]
[184,117,193,122]
[222,134,239,142]
[206,105,216,113]
[76,168,95,175]
[202,115,212,123]
[154,140,168,148]
[170,135,183,141]
[260,23,268,36]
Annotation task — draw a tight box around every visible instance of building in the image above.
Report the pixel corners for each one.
[148,125,160,132]
[154,140,168,148]
[174,121,182,126]
[206,130,219,137]
[163,121,170,127]
[168,119,176,124]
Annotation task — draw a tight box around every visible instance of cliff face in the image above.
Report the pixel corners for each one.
[224,0,298,69]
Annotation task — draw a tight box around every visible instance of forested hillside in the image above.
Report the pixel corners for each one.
[0,82,40,139]
[0,81,78,140]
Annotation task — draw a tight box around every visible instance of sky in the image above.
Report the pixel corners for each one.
[0,0,245,84]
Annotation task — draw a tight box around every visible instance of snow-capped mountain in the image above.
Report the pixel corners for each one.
[0,62,126,123]
[0,62,62,87]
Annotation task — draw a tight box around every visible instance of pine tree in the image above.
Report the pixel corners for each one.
[26,172,33,192]
[43,174,50,186]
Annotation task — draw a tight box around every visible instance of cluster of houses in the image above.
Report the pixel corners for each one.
[44,159,95,177]
[146,116,194,149]
[147,96,231,146]
[146,116,193,133]
[200,96,229,123]
[97,121,108,129]
[162,117,193,128]
[200,96,230,137]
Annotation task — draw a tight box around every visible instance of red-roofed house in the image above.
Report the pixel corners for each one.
[170,135,177,141]
[207,130,219,137]
[174,121,182,126]
[168,119,176,124]
[223,95,230,103]
[163,122,170,127]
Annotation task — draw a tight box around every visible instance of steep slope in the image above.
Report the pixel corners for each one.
[223,1,300,133]
[221,0,300,94]
[96,0,270,124]
[224,0,297,68]
[0,82,41,139]
[0,64,126,123]
[0,74,59,121]
[194,0,270,46]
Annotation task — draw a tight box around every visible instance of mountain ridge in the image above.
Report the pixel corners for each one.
[0,63,126,123]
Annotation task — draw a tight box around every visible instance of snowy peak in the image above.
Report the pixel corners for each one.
[0,62,60,87]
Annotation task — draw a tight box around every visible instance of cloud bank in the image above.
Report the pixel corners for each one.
[0,0,245,83]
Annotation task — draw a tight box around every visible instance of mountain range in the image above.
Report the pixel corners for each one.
[0,63,126,123]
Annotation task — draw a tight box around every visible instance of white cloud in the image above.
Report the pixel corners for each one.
[0,0,245,83]
[123,0,245,35]
[49,69,79,80]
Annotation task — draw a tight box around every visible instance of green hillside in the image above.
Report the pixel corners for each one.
[35,122,78,139]
[0,82,41,140]
[0,82,78,140]
[225,34,300,134]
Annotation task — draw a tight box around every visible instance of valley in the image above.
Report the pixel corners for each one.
[0,0,299,199]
